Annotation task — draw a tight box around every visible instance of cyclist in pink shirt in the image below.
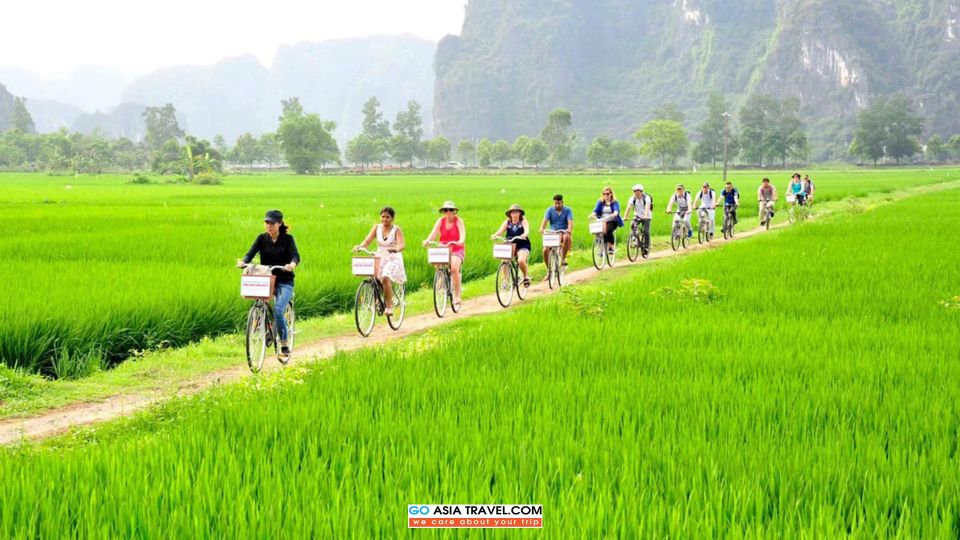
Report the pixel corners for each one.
[423,200,466,308]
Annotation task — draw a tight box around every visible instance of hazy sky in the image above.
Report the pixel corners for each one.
[0,0,466,77]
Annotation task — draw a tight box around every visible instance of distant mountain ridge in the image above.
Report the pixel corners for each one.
[433,0,960,159]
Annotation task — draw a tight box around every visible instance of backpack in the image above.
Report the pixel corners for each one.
[648,194,654,211]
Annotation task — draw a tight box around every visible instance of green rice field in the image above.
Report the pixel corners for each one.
[2,168,958,376]
[1,179,958,536]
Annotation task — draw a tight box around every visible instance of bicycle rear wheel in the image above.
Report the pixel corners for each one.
[387,283,405,330]
[278,302,295,364]
[245,304,268,373]
[354,281,377,337]
[515,264,528,300]
[433,270,448,318]
[496,262,514,307]
[627,232,640,262]
[592,236,606,270]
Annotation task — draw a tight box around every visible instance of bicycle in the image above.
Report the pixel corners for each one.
[669,210,691,251]
[697,207,714,244]
[626,219,650,262]
[240,265,295,373]
[589,218,616,270]
[426,241,460,318]
[351,248,406,337]
[759,200,775,230]
[492,236,529,307]
[542,230,568,289]
[722,204,738,239]
[786,194,810,224]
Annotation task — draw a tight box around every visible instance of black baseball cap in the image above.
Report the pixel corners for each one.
[264,209,284,223]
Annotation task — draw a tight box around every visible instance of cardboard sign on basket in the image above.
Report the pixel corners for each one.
[352,256,380,277]
[543,233,562,248]
[589,221,606,234]
[240,274,275,300]
[428,246,452,264]
[493,243,516,259]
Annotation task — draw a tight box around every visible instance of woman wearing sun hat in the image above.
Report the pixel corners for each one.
[491,204,531,288]
[423,200,466,308]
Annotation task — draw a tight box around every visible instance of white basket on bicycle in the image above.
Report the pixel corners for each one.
[493,243,516,259]
[543,233,562,248]
[428,246,451,264]
[351,256,381,277]
[589,220,605,234]
[240,266,275,300]
[785,194,796,203]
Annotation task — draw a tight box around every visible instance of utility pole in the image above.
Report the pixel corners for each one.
[721,112,730,182]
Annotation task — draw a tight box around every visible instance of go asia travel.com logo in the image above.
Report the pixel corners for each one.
[408,504,543,528]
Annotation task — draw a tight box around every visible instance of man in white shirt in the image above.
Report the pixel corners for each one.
[623,184,652,256]
[665,184,693,238]
[694,182,717,239]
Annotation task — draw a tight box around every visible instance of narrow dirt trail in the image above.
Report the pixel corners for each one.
[0,220,776,445]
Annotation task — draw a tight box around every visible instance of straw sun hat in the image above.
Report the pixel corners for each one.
[504,204,525,217]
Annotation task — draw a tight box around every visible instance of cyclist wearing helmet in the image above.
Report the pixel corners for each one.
[623,183,652,256]
[665,184,693,238]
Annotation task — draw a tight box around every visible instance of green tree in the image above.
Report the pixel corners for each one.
[213,134,228,159]
[457,139,476,167]
[524,138,550,170]
[389,134,417,167]
[541,108,575,167]
[477,138,493,168]
[949,135,960,161]
[609,140,638,168]
[258,133,281,170]
[635,120,688,171]
[652,102,685,124]
[511,136,531,168]
[277,99,340,174]
[691,93,727,168]
[849,102,886,165]
[491,139,511,168]
[767,97,805,168]
[425,136,452,167]
[232,133,260,167]
[394,101,424,164]
[361,96,391,139]
[738,94,775,167]
[587,135,613,168]
[151,138,181,174]
[884,94,924,165]
[346,133,380,169]
[142,104,183,151]
[11,97,35,134]
[926,135,946,162]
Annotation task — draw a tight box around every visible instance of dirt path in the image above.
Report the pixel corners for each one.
[5,179,958,445]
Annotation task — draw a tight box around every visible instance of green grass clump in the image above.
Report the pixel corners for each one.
[1,187,958,536]
[1,168,957,376]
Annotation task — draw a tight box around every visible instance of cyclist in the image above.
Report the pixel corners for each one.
[539,194,574,275]
[354,206,406,316]
[758,177,777,225]
[787,173,806,206]
[423,200,466,310]
[590,186,623,257]
[665,184,693,238]
[623,184,652,256]
[236,209,300,358]
[491,204,531,288]
[802,174,816,204]
[693,182,717,239]
[720,181,740,225]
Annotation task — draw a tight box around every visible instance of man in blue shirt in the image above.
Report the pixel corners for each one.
[539,194,574,267]
[720,181,740,224]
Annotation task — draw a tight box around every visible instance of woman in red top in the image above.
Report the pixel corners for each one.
[423,200,466,308]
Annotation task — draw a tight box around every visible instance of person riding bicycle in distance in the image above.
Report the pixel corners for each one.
[721,181,740,224]
[758,177,777,225]
[539,194,574,268]
[354,206,406,316]
[665,184,693,238]
[693,182,718,240]
[236,209,299,358]
[591,187,623,257]
[492,204,531,288]
[623,184,652,256]
[787,173,806,206]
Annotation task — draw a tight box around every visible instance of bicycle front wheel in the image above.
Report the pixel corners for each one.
[547,250,557,290]
[278,302,295,364]
[387,282,405,330]
[354,281,377,337]
[515,264,528,300]
[671,225,680,251]
[682,225,690,248]
[592,235,606,270]
[245,304,268,373]
[496,262,514,307]
[433,270,448,318]
[627,232,640,262]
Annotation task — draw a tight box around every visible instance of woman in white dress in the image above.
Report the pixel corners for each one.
[354,207,407,315]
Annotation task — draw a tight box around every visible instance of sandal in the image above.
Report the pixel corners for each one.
[523,277,531,288]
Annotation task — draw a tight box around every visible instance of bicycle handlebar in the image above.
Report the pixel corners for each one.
[426,240,458,247]
[491,236,523,243]
[353,248,377,256]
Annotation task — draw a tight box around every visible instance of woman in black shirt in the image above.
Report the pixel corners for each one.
[236,209,300,357]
